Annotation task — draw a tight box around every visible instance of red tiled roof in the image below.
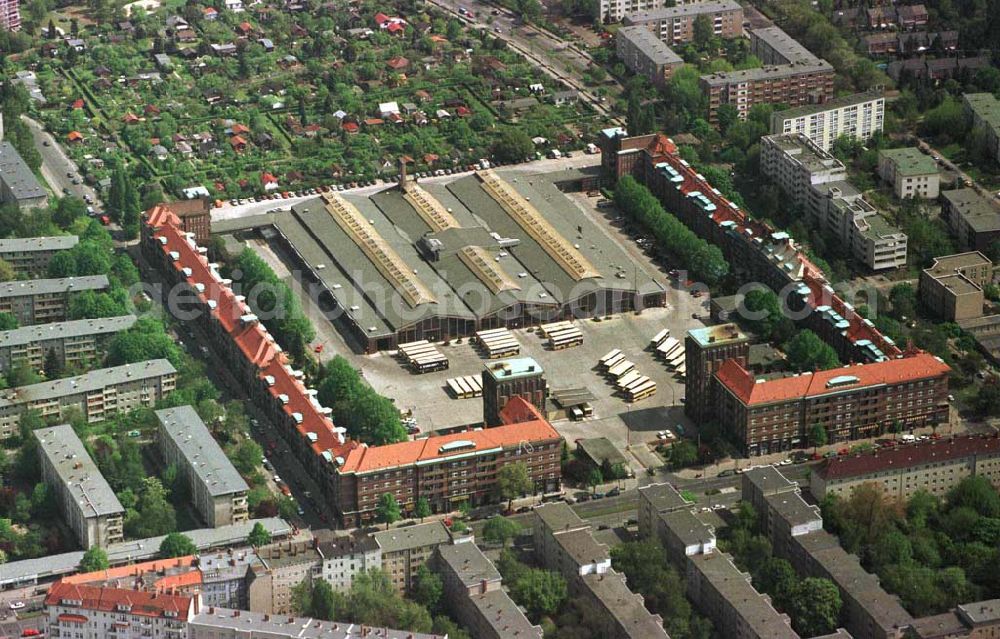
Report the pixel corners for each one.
[715,352,950,406]
[72,99,85,109]
[816,434,1000,481]
[339,397,559,474]
[374,11,390,23]
[58,613,88,623]
[46,581,194,621]
[144,207,356,463]
[64,556,196,585]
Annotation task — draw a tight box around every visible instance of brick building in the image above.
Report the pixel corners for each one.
[482,356,548,426]
[163,197,213,245]
[684,324,750,424]
[0,0,20,31]
[616,26,684,89]
[714,351,951,455]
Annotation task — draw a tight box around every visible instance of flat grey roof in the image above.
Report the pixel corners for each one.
[0,315,136,350]
[576,437,629,468]
[743,466,798,496]
[580,570,669,638]
[793,530,913,631]
[639,482,691,513]
[468,589,542,638]
[624,0,740,23]
[0,275,110,299]
[0,236,79,254]
[618,26,683,66]
[314,530,379,558]
[437,541,501,586]
[535,501,589,535]
[701,60,833,85]
[764,133,845,175]
[189,608,444,638]
[0,518,291,587]
[0,359,175,408]
[958,598,1000,625]
[156,405,249,497]
[0,141,47,202]
[35,424,124,519]
[373,521,451,553]
[751,26,821,64]
[765,491,822,529]
[687,323,748,347]
[483,357,543,381]
[772,90,885,122]
[942,188,1000,233]
[660,508,715,546]
[689,552,799,639]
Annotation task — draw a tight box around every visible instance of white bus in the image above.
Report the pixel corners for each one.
[667,352,686,369]
[650,329,670,349]
[656,338,680,358]
[550,334,583,350]
[599,348,622,369]
[624,375,651,393]
[448,378,469,398]
[607,359,635,379]
[616,370,643,390]
[626,380,658,402]
[412,354,449,373]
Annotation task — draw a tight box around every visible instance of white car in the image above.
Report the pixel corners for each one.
[9,601,25,610]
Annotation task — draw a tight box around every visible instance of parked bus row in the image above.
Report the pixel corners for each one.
[475,328,521,359]
[398,340,449,374]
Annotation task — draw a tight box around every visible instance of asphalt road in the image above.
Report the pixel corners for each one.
[22,115,100,206]
[423,0,622,123]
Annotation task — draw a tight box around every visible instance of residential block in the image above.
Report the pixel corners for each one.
[919,252,992,321]
[0,275,109,326]
[0,315,136,374]
[0,236,78,277]
[770,91,886,152]
[622,0,743,46]
[877,147,940,199]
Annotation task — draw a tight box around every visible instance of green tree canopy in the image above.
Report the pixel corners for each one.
[784,330,840,371]
[159,532,196,558]
[247,521,272,547]
[376,493,401,529]
[79,547,110,572]
[483,515,522,547]
[788,578,841,637]
[497,462,533,509]
[492,129,534,163]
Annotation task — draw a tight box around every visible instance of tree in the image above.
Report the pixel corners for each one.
[0,258,14,281]
[889,283,917,320]
[586,467,603,493]
[415,496,431,522]
[692,14,714,48]
[510,569,567,618]
[492,129,534,163]
[809,423,827,452]
[0,312,16,330]
[498,462,533,510]
[948,476,1000,518]
[43,348,62,379]
[669,440,698,468]
[247,522,272,547]
[784,330,840,371]
[376,493,401,529]
[79,546,110,572]
[159,532,196,558]
[756,557,798,607]
[230,440,263,475]
[411,564,443,610]
[483,515,522,547]
[788,578,841,637]
[310,579,337,620]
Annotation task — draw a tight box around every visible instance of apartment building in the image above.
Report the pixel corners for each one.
[338,397,562,525]
[0,236,78,277]
[0,275,109,326]
[919,252,992,321]
[598,130,902,366]
[533,502,669,639]
[163,197,212,245]
[657,508,718,563]
[0,141,46,210]
[44,580,195,639]
[0,315,136,373]
[0,0,20,31]
[742,466,913,639]
[142,205,562,528]
[616,26,684,89]
[434,541,543,639]
[0,359,177,439]
[197,550,263,609]
[156,405,250,527]
[374,521,454,594]
[596,0,660,24]
[35,424,125,549]
[314,530,381,593]
[685,324,750,424]
[701,27,834,123]
[188,606,444,639]
[761,133,907,270]
[482,357,548,426]
[533,503,612,583]
[622,0,743,46]
[770,91,886,152]
[713,351,951,456]
[941,188,1000,253]
[248,539,322,614]
[963,93,1000,163]
[810,434,1000,500]
[878,147,940,199]
[637,482,694,541]
[905,599,1000,638]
